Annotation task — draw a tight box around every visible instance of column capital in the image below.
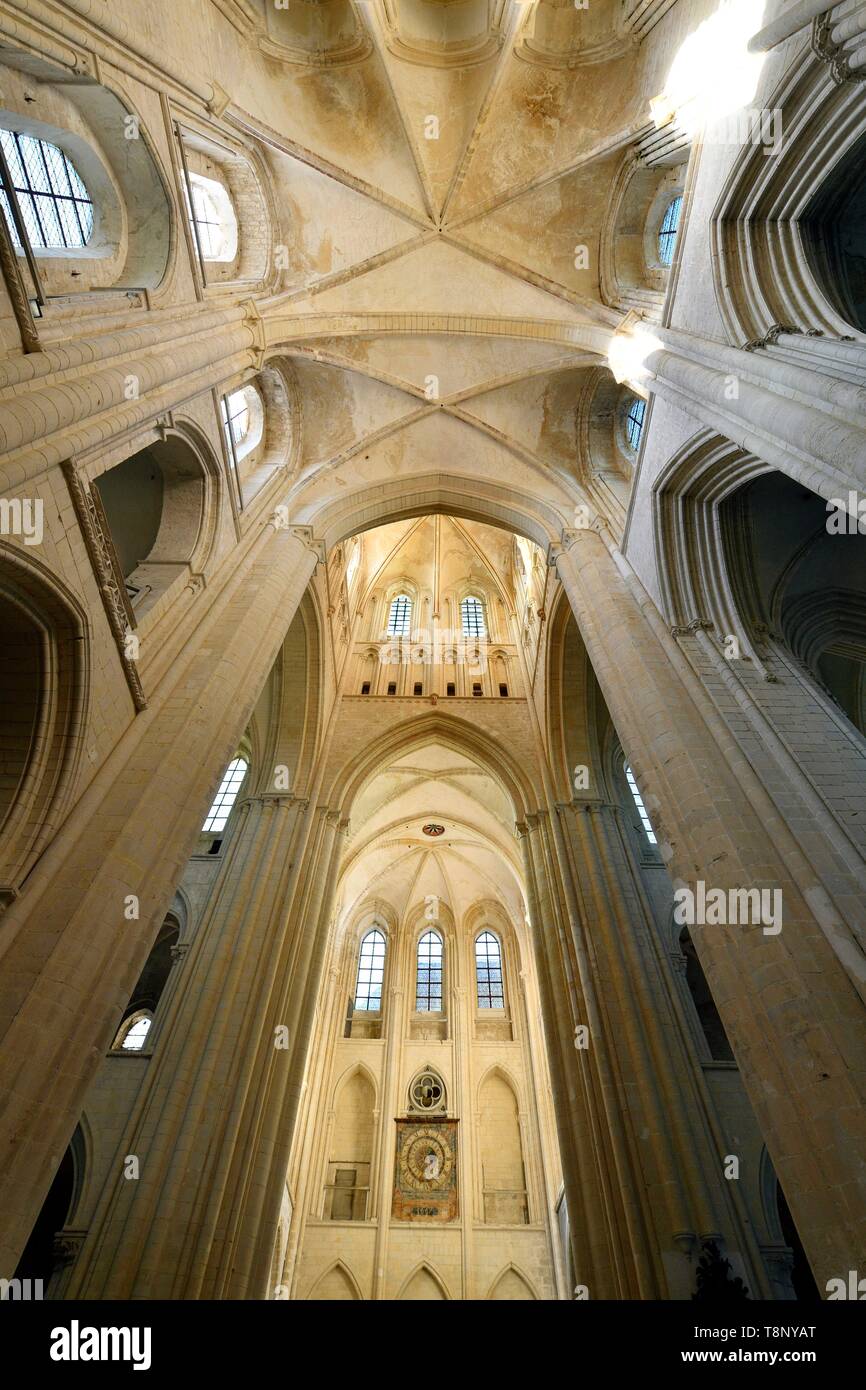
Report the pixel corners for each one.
[743,322,802,352]
[547,520,607,569]
[53,1230,88,1268]
[813,10,866,85]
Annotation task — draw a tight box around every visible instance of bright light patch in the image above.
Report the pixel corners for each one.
[608,324,663,385]
[652,0,768,137]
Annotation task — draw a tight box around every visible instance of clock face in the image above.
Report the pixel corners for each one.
[400,1128,453,1191]
[393,1120,459,1221]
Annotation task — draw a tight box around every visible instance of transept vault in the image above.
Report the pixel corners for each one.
[0,0,864,1317]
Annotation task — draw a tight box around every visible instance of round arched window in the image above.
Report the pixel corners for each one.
[221,386,264,465]
[113,1011,153,1051]
[625,395,646,451]
[658,195,683,267]
[461,595,486,639]
[475,931,504,1009]
[187,170,238,263]
[202,756,248,833]
[0,129,93,250]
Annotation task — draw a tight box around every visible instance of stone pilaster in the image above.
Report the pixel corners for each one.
[561,797,772,1298]
[0,526,318,1279]
[67,793,346,1299]
[519,810,660,1298]
[555,527,866,1290]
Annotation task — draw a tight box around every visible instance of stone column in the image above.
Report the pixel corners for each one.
[0,523,318,1278]
[519,812,661,1298]
[0,305,258,484]
[561,798,772,1298]
[555,527,866,1291]
[67,793,347,1299]
[642,327,866,503]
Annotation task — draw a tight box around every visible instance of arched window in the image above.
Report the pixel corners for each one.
[461,595,486,639]
[416,930,443,1011]
[387,593,412,637]
[0,129,93,250]
[223,388,250,447]
[625,395,646,451]
[202,756,248,832]
[354,929,386,1011]
[475,931,504,1009]
[113,1011,153,1052]
[221,384,264,466]
[624,762,657,844]
[186,170,238,263]
[658,195,683,267]
[345,537,360,592]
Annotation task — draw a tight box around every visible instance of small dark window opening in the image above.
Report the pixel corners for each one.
[446,682,456,696]
[499,683,508,697]
[208,838,222,855]
[472,682,482,697]
[361,681,371,694]
[413,682,423,696]
[387,682,397,695]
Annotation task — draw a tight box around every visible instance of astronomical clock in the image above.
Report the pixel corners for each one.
[392,1068,458,1222]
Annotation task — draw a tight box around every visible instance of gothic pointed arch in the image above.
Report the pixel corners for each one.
[332,1058,379,1112]
[0,545,88,898]
[477,1068,528,1225]
[711,50,866,342]
[307,1260,363,1300]
[396,1261,450,1300]
[487,1263,538,1300]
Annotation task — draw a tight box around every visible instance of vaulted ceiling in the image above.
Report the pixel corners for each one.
[337,742,526,930]
[215,0,694,531]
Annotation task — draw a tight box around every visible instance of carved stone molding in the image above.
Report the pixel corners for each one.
[53,1229,87,1268]
[170,943,190,964]
[239,793,309,811]
[743,323,801,353]
[61,460,147,712]
[0,213,40,352]
[242,297,266,370]
[744,323,856,352]
[813,12,866,85]
[291,525,327,565]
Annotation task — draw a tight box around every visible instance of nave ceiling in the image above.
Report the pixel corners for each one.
[199,0,709,534]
